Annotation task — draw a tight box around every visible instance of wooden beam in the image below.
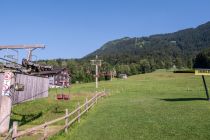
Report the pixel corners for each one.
[0,44,45,49]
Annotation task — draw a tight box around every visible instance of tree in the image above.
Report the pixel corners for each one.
[115,65,131,76]
[130,63,138,75]
[47,60,59,67]
[174,58,182,69]
[61,61,67,67]
[194,51,210,69]
[139,59,150,73]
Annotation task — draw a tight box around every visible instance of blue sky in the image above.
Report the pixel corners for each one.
[0,0,210,60]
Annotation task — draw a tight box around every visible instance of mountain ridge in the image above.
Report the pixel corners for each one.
[83,21,210,69]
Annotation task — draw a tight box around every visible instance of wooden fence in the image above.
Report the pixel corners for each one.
[9,92,107,140]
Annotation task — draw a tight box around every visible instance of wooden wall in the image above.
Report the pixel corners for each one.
[0,73,48,108]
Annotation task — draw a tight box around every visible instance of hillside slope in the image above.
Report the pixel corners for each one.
[84,22,210,69]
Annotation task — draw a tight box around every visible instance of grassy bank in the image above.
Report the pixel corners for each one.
[11,83,98,127]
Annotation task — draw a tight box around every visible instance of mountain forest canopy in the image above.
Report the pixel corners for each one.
[38,21,210,83]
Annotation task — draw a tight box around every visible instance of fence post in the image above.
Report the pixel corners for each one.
[85,97,88,112]
[96,93,98,104]
[77,102,80,123]
[12,121,18,140]
[65,109,69,133]
[43,123,48,140]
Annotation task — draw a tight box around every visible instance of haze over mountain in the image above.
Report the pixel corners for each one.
[84,21,210,69]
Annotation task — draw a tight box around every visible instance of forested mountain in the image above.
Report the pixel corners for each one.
[38,22,210,83]
[84,21,210,69]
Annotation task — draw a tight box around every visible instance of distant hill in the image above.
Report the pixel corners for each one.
[84,21,210,69]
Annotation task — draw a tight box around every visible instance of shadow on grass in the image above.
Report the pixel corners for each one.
[161,98,207,102]
[11,111,43,126]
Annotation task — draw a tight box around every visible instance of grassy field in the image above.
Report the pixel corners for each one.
[50,70,210,140]
[5,70,210,140]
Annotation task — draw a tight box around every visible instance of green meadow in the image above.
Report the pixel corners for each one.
[10,70,210,140]
[52,70,210,140]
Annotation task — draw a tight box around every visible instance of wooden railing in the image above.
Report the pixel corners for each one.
[10,92,107,140]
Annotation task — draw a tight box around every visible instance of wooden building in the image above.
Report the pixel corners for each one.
[0,73,49,107]
[49,68,70,88]
[31,68,70,88]
[118,74,128,79]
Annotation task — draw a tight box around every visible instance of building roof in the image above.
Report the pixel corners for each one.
[31,68,69,76]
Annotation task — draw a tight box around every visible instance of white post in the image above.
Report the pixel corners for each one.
[0,71,15,134]
[96,64,98,88]
[91,55,101,89]
[12,121,18,140]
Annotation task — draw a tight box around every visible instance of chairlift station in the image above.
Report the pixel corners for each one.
[0,45,55,134]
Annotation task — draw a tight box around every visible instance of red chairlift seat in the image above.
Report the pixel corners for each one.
[57,94,63,100]
[56,94,70,100]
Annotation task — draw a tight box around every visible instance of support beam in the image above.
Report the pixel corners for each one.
[0,44,45,49]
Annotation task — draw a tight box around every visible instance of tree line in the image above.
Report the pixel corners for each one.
[37,47,210,84]
[37,58,156,83]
